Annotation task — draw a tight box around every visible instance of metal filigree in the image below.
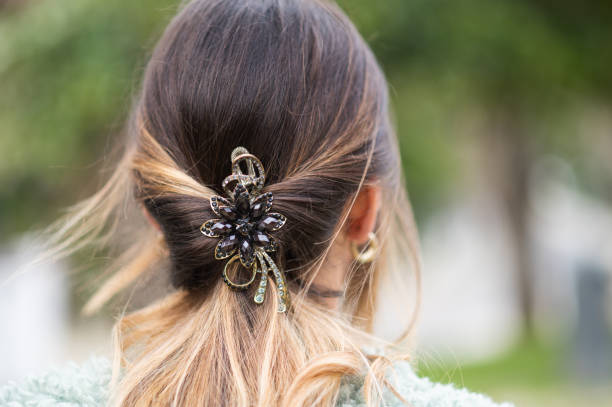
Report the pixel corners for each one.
[200,147,289,312]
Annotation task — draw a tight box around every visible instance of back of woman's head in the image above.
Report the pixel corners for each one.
[137,0,397,292]
[48,0,420,405]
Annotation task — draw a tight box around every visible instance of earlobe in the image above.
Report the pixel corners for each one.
[346,186,381,244]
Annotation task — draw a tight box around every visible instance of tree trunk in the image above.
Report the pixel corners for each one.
[485,107,535,338]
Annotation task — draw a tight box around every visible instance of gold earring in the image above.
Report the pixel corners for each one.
[350,232,379,264]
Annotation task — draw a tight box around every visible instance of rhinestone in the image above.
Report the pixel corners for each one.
[219,206,237,220]
[252,231,270,246]
[257,214,284,231]
[210,221,233,235]
[250,193,272,218]
[236,195,250,216]
[239,239,254,266]
[218,234,238,251]
[250,202,265,218]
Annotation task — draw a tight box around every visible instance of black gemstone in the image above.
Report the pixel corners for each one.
[239,238,254,265]
[257,215,283,231]
[250,202,265,219]
[219,206,237,220]
[210,221,233,235]
[252,231,270,246]
[236,198,250,216]
[250,193,271,218]
[233,185,251,215]
[219,234,238,252]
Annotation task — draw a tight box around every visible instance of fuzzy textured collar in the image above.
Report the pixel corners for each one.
[1,357,513,406]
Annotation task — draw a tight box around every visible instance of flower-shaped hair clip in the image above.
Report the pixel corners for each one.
[201,147,289,312]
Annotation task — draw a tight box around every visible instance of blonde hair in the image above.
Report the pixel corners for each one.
[43,0,421,405]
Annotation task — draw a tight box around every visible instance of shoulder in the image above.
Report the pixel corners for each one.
[0,357,111,407]
[337,360,514,407]
[1,357,513,407]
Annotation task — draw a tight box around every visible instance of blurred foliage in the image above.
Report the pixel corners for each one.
[1,0,611,240]
[337,0,612,207]
[0,0,177,237]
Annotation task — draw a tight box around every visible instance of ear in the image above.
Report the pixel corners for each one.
[141,205,162,233]
[346,185,381,245]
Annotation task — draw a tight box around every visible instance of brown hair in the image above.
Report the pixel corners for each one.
[45,0,421,405]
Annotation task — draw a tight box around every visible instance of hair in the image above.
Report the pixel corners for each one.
[43,0,421,405]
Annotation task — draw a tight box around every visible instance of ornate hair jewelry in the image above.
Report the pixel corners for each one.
[200,147,289,312]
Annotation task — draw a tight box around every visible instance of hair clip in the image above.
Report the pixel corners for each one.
[200,147,289,312]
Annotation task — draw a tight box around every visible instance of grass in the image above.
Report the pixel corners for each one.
[416,338,612,406]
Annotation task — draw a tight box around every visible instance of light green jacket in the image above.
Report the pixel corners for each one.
[0,357,513,406]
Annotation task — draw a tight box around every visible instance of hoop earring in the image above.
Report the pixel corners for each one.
[350,232,379,264]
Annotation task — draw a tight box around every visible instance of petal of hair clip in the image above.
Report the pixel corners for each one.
[210,195,232,217]
[233,184,250,215]
[215,235,238,259]
[257,213,286,232]
[252,230,271,247]
[250,192,273,218]
[262,235,278,253]
[218,206,238,221]
[201,219,233,237]
[239,238,255,268]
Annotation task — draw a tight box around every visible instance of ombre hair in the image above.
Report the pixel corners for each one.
[44,0,420,405]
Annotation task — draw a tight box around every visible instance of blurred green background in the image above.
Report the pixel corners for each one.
[1,0,611,405]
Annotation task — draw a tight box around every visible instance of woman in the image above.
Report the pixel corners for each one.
[1,0,513,406]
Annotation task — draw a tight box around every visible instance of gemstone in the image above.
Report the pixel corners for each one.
[219,206,237,220]
[250,193,272,218]
[218,234,238,252]
[257,214,284,231]
[233,185,251,215]
[239,238,254,266]
[252,231,270,246]
[236,195,250,216]
[250,202,265,218]
[210,221,233,235]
